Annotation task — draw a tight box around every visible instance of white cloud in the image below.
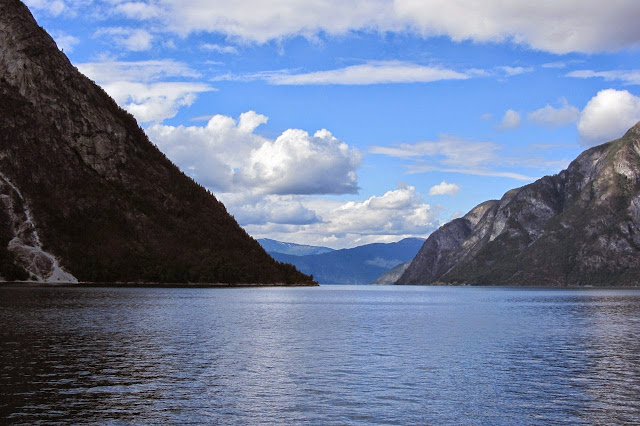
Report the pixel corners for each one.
[215,61,471,85]
[113,2,162,19]
[394,1,640,54]
[105,81,212,123]
[370,137,500,166]
[145,111,361,194]
[541,60,584,69]
[496,109,521,130]
[527,98,580,127]
[499,66,533,76]
[429,181,460,196]
[111,0,640,54]
[577,89,640,145]
[24,0,66,16]
[370,136,541,181]
[219,186,438,248]
[449,210,464,220]
[240,186,441,248]
[77,60,213,123]
[94,27,153,51]
[52,31,79,53]
[218,194,321,226]
[566,69,640,85]
[481,113,492,120]
[201,43,238,54]
[77,60,201,83]
[407,165,535,181]
[307,185,439,236]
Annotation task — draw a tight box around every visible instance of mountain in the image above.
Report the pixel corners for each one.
[370,262,410,285]
[0,0,314,285]
[270,238,424,284]
[398,124,640,287]
[258,238,334,256]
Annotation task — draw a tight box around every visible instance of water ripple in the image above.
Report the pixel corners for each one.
[1,285,639,424]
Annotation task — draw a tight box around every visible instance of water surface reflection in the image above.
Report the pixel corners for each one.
[1,286,639,423]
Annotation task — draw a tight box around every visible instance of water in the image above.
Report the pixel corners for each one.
[1,285,639,424]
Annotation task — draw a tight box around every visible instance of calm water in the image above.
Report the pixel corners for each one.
[1,285,639,424]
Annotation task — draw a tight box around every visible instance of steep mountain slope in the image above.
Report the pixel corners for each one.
[270,238,424,284]
[0,0,314,285]
[398,124,640,286]
[258,238,334,256]
[370,262,410,285]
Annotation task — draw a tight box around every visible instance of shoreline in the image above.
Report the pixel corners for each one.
[0,281,318,288]
[1,282,639,289]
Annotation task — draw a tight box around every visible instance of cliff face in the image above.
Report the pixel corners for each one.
[0,0,314,285]
[398,123,640,286]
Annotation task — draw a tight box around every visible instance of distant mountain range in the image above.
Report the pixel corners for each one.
[398,122,640,287]
[263,238,424,284]
[258,239,334,256]
[0,0,313,285]
[370,262,410,285]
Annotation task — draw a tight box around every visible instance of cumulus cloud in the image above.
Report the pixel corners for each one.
[429,181,460,196]
[577,89,640,144]
[239,186,439,248]
[223,61,471,85]
[313,185,439,237]
[145,111,361,194]
[567,69,640,86]
[110,0,640,54]
[527,98,580,127]
[217,194,322,226]
[77,60,213,123]
[496,109,522,130]
[104,81,212,123]
[94,27,153,51]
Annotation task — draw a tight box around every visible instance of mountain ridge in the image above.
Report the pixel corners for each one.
[0,0,314,285]
[258,238,334,256]
[270,238,424,284]
[398,123,640,286]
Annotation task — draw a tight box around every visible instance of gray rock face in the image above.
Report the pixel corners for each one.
[398,124,640,286]
[0,0,314,285]
[0,172,77,282]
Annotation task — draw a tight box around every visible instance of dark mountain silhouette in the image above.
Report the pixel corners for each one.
[0,0,314,285]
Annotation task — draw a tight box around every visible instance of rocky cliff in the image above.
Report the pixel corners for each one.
[0,0,314,285]
[398,123,640,286]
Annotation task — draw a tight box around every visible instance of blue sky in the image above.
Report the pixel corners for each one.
[26,0,640,248]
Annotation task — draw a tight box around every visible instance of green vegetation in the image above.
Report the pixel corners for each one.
[0,3,314,285]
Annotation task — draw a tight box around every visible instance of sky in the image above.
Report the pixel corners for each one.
[25,0,640,249]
